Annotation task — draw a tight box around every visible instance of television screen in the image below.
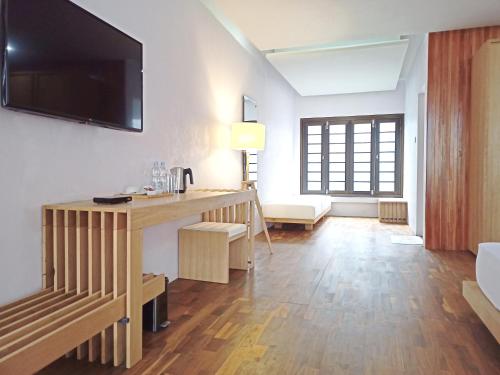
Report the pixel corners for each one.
[1,0,143,132]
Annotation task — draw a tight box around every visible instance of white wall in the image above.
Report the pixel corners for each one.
[403,36,428,235]
[297,83,406,119]
[295,84,406,217]
[259,74,299,201]
[0,0,297,305]
[331,199,379,218]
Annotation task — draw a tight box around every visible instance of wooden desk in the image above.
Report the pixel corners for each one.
[42,190,256,368]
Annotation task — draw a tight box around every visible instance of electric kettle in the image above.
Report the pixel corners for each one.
[170,167,194,193]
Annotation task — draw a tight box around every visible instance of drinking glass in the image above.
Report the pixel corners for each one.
[151,161,160,191]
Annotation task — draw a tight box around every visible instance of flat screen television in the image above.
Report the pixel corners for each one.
[1,0,143,132]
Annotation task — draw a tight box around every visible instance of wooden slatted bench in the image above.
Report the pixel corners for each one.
[0,274,165,374]
[179,201,251,284]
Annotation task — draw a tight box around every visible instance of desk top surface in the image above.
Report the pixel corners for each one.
[43,190,255,214]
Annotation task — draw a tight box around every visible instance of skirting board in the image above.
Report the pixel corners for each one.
[463,281,500,343]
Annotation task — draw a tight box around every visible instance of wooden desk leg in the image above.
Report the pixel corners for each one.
[249,201,255,269]
[126,228,143,368]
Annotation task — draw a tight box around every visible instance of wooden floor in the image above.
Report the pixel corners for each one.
[42,218,500,375]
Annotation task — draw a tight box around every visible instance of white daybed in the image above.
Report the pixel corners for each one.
[262,195,331,231]
[463,242,500,343]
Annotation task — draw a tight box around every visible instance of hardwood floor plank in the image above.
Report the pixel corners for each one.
[40,218,500,375]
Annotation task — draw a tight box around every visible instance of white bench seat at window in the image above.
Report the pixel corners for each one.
[262,195,331,231]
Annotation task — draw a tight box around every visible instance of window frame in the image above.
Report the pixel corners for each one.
[300,114,404,198]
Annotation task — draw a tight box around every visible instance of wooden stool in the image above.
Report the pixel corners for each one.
[179,222,248,284]
[378,199,408,224]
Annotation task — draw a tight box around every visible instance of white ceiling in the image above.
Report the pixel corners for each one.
[205,0,500,96]
[210,0,500,51]
[267,40,409,96]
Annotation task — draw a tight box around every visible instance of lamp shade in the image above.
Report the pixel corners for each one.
[231,122,266,150]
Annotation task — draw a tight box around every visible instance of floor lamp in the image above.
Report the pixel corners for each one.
[231,122,273,254]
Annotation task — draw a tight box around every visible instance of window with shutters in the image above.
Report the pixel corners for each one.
[300,114,404,197]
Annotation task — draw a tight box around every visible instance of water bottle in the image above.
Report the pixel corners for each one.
[159,162,167,192]
[151,161,160,191]
[167,172,174,193]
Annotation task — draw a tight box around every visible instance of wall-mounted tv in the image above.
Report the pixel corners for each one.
[1,0,143,132]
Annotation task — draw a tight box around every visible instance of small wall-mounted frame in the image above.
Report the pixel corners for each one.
[242,95,259,182]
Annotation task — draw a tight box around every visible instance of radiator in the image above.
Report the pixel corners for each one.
[378,200,408,224]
